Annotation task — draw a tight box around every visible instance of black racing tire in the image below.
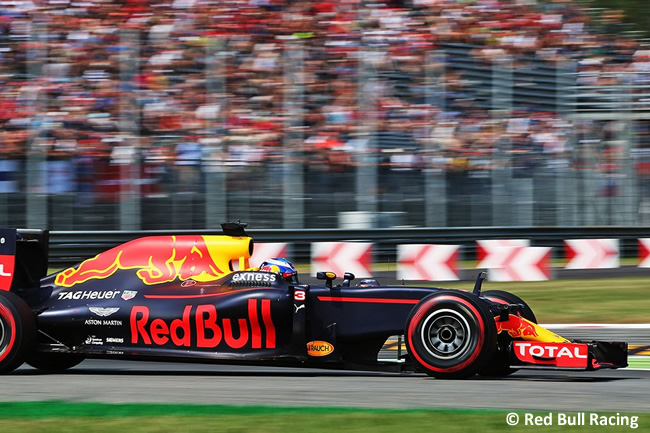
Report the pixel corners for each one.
[405,291,497,379]
[0,291,36,374]
[26,353,85,373]
[478,290,537,377]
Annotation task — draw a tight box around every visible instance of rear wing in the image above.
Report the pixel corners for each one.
[0,229,49,292]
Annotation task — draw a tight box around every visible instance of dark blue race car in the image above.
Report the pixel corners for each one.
[0,222,627,379]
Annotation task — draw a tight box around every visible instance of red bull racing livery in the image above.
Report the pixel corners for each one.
[0,223,627,379]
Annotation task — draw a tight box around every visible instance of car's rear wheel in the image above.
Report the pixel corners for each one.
[26,353,85,373]
[478,290,537,377]
[405,291,497,379]
[0,291,36,374]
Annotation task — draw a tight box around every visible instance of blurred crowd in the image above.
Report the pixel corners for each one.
[0,0,649,202]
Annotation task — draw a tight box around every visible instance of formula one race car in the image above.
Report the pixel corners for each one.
[0,223,627,378]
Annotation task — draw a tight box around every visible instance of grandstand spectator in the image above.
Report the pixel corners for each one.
[0,0,648,228]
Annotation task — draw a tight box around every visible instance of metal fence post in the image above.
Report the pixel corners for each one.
[425,51,447,227]
[581,128,600,225]
[26,16,48,229]
[619,118,638,226]
[355,47,379,225]
[118,29,141,230]
[621,79,639,226]
[491,137,512,226]
[283,39,305,229]
[492,57,514,226]
[205,37,228,228]
[557,63,578,226]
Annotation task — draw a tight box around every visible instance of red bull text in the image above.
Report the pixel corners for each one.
[130,299,276,350]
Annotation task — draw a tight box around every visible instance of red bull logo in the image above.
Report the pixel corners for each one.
[55,235,252,288]
[496,315,539,339]
[496,315,570,343]
[130,299,275,350]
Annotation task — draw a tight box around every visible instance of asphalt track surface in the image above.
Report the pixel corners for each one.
[2,360,648,412]
[2,327,649,411]
[2,329,648,411]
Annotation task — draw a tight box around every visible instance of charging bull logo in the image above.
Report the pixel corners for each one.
[55,235,252,288]
[130,299,275,349]
[496,315,569,343]
[496,315,539,339]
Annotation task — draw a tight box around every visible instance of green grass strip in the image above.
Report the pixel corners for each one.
[0,403,648,433]
[629,357,650,369]
[420,277,650,323]
[0,401,500,418]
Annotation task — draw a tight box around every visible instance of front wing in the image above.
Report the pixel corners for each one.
[509,340,627,370]
[495,312,627,371]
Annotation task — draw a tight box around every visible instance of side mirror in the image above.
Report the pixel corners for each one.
[316,271,337,289]
[342,272,355,287]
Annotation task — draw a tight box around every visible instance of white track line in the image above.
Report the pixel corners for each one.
[542,324,650,329]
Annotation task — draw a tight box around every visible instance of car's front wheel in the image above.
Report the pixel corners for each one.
[405,291,497,379]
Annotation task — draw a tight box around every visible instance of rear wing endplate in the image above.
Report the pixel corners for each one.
[0,229,49,291]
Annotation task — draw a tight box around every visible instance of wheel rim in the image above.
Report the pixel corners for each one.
[420,308,473,360]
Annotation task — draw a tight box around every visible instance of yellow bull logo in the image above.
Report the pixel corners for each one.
[496,315,569,343]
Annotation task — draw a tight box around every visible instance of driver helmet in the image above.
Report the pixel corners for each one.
[259,257,299,284]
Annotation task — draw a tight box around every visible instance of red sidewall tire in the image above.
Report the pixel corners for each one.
[0,291,36,374]
[405,291,496,379]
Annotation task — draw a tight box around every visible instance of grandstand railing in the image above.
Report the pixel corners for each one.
[48,226,650,267]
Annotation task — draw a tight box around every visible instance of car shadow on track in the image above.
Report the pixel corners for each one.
[13,365,638,382]
[14,366,409,378]
[471,372,633,383]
